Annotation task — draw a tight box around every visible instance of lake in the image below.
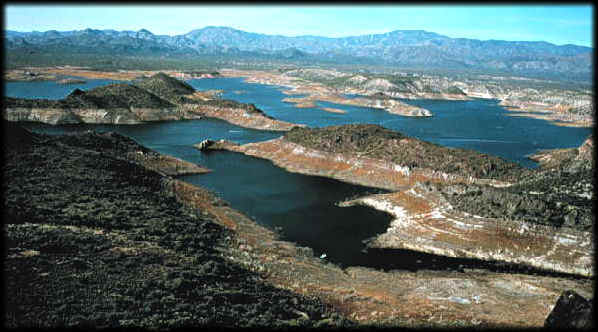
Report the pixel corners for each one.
[6,77,592,272]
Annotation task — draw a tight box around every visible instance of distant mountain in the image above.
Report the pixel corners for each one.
[4,26,593,81]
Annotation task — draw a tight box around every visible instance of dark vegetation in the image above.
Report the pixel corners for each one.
[285,124,530,182]
[3,122,352,328]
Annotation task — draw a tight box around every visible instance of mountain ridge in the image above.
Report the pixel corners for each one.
[5,26,592,81]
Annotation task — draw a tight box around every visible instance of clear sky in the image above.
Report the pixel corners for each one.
[4,4,594,47]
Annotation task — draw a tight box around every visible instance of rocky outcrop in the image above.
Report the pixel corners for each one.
[529,135,593,170]
[441,168,593,231]
[284,124,527,182]
[44,129,210,176]
[195,139,215,151]
[133,72,195,103]
[341,94,432,117]
[3,83,201,125]
[281,93,432,117]
[544,290,593,329]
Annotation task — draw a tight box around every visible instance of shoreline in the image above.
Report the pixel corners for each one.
[201,134,593,277]
[165,177,594,327]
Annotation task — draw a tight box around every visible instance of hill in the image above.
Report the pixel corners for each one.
[134,73,196,102]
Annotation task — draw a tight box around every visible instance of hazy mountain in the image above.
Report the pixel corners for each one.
[4,26,593,81]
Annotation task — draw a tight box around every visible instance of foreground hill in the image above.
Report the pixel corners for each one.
[3,122,350,328]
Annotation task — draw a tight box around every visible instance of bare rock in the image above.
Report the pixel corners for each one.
[544,290,593,329]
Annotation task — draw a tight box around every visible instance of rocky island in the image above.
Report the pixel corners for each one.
[3,72,301,131]
[201,124,593,277]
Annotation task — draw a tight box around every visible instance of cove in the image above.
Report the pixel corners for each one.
[20,120,394,269]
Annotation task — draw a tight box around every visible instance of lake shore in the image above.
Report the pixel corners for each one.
[200,125,593,277]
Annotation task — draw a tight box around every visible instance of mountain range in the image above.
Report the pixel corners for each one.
[4,26,593,81]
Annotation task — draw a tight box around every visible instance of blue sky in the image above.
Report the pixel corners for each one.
[4,4,594,47]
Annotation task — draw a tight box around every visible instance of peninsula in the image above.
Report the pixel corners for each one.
[200,124,594,277]
[3,72,301,131]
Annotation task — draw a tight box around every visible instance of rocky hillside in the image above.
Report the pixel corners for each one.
[285,124,530,182]
[134,72,196,102]
[282,124,593,231]
[438,135,594,231]
[529,135,594,170]
[437,167,593,231]
[3,122,350,328]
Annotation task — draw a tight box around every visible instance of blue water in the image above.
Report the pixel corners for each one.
[188,77,592,168]
[4,78,125,100]
[7,78,593,272]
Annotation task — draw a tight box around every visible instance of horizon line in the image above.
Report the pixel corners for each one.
[5,25,592,49]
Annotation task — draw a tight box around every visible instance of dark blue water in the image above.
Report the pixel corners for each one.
[21,120,395,268]
[7,78,593,273]
[188,77,592,168]
[4,78,125,100]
